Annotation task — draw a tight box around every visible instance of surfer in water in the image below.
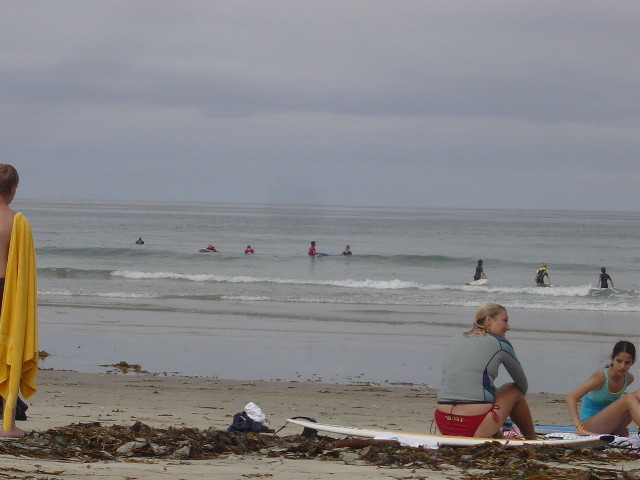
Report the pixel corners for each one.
[597,267,614,288]
[535,264,549,286]
[341,245,352,256]
[565,341,639,436]
[434,303,535,439]
[244,245,255,254]
[308,241,317,256]
[474,259,487,281]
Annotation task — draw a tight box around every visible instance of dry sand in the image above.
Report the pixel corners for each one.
[0,369,636,479]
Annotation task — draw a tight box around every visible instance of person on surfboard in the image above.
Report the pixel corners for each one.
[473,259,487,281]
[434,303,535,439]
[565,341,639,436]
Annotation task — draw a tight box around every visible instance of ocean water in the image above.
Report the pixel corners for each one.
[16,199,640,393]
[25,200,640,312]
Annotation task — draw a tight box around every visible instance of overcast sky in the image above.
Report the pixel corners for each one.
[2,1,638,210]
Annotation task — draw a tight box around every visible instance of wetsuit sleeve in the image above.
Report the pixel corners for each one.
[497,338,528,395]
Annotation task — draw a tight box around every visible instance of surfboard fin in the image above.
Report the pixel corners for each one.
[288,416,318,437]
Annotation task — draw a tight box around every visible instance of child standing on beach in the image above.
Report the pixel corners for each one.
[565,341,639,436]
[0,164,38,437]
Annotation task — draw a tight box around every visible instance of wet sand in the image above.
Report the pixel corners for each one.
[38,304,640,394]
[1,369,637,479]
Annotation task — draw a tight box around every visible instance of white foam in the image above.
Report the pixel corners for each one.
[112,270,424,290]
[38,288,157,299]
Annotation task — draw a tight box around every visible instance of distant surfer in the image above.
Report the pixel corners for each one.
[474,259,487,281]
[308,241,317,256]
[434,303,535,439]
[135,237,144,245]
[341,245,352,256]
[204,244,217,252]
[535,264,549,286]
[565,341,637,436]
[597,267,613,288]
[244,245,255,254]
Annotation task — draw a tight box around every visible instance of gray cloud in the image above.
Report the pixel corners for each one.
[2,1,639,210]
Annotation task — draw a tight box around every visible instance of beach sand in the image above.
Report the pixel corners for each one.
[1,369,638,479]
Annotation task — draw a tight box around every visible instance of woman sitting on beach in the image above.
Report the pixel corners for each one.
[434,303,535,439]
[565,341,639,436]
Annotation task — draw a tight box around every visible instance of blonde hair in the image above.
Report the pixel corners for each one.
[465,303,507,336]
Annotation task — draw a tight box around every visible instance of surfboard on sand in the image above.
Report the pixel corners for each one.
[535,425,638,434]
[465,278,487,286]
[286,418,614,448]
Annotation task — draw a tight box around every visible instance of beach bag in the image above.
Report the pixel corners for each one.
[227,402,272,433]
[227,411,270,433]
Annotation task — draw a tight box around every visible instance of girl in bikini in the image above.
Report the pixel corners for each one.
[565,341,639,436]
[434,303,535,439]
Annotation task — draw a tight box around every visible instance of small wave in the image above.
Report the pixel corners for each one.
[494,301,640,313]
[112,270,426,290]
[39,267,114,279]
[113,270,219,281]
[470,284,594,297]
[220,295,271,302]
[38,289,158,299]
[189,294,640,313]
[110,271,638,301]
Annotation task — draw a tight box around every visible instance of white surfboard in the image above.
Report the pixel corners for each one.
[465,278,487,286]
[287,418,613,448]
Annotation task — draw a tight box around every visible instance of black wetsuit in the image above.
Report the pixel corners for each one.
[599,273,612,288]
[474,265,484,281]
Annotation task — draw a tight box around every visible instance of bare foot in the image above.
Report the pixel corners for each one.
[0,426,25,438]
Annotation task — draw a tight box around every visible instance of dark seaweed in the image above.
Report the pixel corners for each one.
[1,422,639,480]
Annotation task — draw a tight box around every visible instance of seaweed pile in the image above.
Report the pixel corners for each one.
[1,422,639,480]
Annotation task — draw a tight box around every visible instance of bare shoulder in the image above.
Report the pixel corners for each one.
[589,369,606,385]
[576,369,607,392]
[0,205,16,237]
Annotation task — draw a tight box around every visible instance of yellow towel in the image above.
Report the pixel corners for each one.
[0,213,38,432]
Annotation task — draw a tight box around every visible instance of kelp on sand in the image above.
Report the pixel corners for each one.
[1,422,639,480]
